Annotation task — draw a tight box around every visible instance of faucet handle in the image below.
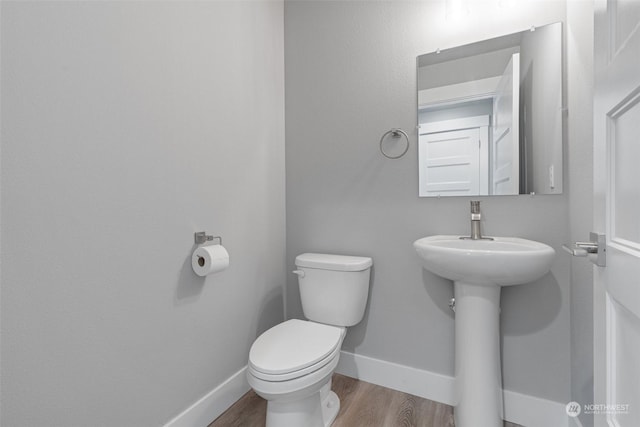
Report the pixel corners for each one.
[470,200,481,214]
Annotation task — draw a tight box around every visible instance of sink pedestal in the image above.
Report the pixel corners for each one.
[454,281,503,427]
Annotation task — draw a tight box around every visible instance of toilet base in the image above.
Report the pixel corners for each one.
[265,385,340,427]
[321,390,340,426]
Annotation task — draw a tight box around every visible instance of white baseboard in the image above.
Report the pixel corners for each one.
[336,350,456,405]
[163,366,250,427]
[503,388,571,427]
[336,350,570,427]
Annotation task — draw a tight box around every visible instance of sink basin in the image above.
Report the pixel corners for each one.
[413,235,555,286]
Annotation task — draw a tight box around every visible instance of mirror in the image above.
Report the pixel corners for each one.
[417,22,563,197]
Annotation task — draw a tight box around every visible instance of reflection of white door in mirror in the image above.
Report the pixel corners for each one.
[417,55,521,197]
[491,53,520,195]
[418,116,489,197]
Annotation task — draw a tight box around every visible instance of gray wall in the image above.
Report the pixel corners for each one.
[567,1,595,426]
[285,0,574,403]
[0,2,285,426]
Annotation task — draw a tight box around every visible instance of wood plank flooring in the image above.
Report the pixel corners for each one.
[209,374,522,427]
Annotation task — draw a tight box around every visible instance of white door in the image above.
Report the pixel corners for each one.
[593,0,640,425]
[492,53,520,195]
[418,116,489,197]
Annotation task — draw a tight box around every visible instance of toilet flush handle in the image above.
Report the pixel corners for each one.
[292,269,305,278]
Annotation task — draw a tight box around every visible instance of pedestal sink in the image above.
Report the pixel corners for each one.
[413,235,555,427]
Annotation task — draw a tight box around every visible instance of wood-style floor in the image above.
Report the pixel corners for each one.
[209,373,522,427]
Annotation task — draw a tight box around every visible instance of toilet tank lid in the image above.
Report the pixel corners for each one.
[295,253,373,272]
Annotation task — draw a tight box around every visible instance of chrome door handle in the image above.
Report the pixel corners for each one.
[563,241,598,256]
[562,232,606,267]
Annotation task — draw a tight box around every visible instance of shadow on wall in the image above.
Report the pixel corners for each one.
[252,286,285,340]
[420,268,562,334]
[422,269,456,319]
[174,243,207,305]
[172,240,285,362]
[340,266,375,353]
[501,271,561,336]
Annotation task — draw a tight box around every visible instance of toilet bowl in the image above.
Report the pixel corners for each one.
[247,253,372,427]
[248,319,346,427]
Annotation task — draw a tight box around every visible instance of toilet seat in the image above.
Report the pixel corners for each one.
[249,340,341,382]
[249,319,345,382]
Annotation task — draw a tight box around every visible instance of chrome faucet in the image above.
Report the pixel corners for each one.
[461,201,493,240]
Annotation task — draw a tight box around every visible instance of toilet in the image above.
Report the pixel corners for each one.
[247,253,373,427]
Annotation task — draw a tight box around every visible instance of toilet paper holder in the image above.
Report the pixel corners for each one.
[194,231,222,246]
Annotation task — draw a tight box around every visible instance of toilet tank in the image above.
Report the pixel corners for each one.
[295,253,373,327]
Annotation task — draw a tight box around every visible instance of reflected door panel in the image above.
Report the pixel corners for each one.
[419,116,489,197]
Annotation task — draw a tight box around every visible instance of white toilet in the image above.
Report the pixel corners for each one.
[247,253,373,427]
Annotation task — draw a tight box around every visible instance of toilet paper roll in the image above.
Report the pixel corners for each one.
[192,245,229,276]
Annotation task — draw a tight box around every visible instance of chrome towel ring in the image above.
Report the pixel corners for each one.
[379,128,410,159]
